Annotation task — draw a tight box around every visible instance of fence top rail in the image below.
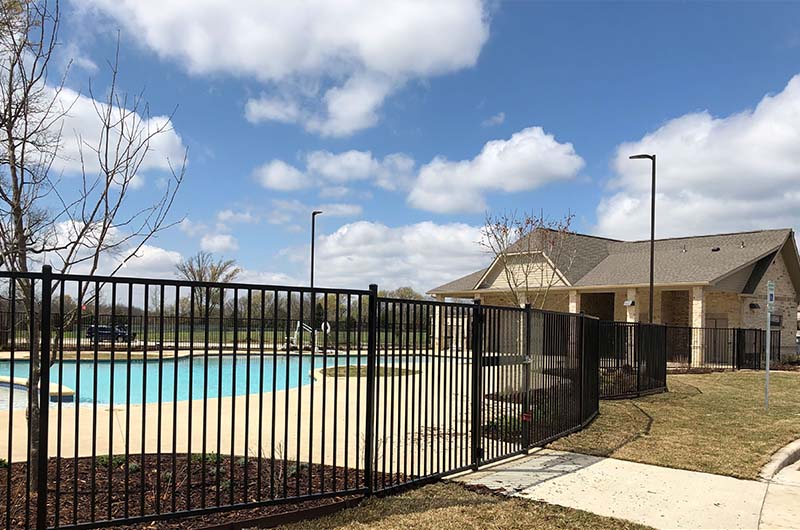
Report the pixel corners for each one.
[0,269,372,297]
[376,296,476,308]
[663,325,771,333]
[599,320,665,328]
[482,303,591,319]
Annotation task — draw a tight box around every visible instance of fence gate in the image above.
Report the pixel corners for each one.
[475,305,527,466]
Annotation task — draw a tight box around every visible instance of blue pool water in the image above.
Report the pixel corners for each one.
[0,354,366,406]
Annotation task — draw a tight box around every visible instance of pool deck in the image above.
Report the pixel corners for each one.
[0,355,547,475]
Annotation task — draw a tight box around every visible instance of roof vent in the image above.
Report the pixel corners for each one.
[711,247,721,252]
[681,244,687,253]
[740,241,746,248]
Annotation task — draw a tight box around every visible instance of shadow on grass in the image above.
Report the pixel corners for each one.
[549,379,703,458]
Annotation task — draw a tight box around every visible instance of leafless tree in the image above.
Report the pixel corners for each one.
[175,251,241,315]
[0,0,185,486]
[480,210,576,309]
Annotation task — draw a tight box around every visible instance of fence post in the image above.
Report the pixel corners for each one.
[663,325,668,386]
[578,314,585,422]
[37,265,53,530]
[635,323,641,396]
[363,284,378,495]
[470,299,482,470]
[522,304,532,448]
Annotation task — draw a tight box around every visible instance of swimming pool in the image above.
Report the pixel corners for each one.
[0,354,368,407]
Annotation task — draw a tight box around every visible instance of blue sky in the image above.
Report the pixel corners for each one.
[52,1,800,291]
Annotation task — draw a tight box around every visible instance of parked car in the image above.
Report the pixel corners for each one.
[86,325,136,343]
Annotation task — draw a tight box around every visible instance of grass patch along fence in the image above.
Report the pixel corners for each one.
[279,482,651,530]
[551,371,800,479]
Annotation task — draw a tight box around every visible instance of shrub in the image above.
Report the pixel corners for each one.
[484,414,523,443]
[191,452,220,465]
[96,455,127,468]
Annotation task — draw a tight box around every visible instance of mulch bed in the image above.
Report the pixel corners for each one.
[0,455,403,529]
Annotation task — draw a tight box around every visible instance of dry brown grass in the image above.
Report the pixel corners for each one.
[277,482,651,530]
[550,371,800,479]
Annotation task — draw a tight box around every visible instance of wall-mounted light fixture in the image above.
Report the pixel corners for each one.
[623,300,636,307]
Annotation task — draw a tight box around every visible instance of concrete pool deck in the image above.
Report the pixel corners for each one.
[0,375,75,402]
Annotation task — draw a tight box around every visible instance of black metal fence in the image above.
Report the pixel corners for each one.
[598,321,784,398]
[599,321,667,399]
[0,267,601,530]
[665,326,781,371]
[0,312,389,352]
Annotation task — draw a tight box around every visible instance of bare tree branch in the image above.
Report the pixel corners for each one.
[480,210,576,309]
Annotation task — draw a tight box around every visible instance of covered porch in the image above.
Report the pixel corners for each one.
[567,286,750,368]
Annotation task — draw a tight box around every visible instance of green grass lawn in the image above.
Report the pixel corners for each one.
[277,483,651,530]
[549,370,800,479]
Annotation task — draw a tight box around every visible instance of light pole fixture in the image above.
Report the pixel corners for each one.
[310,210,323,288]
[629,153,656,324]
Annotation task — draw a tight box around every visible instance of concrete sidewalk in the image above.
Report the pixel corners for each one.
[761,460,800,529]
[453,449,800,530]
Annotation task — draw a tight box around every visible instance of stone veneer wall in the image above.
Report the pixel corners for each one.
[660,290,690,327]
[479,291,569,312]
[612,289,628,321]
[740,250,798,358]
[580,292,615,320]
[705,291,743,328]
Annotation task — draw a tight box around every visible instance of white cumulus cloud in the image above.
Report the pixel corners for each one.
[596,74,800,239]
[80,0,490,137]
[253,160,313,191]
[256,150,415,193]
[54,87,185,180]
[267,199,362,225]
[284,220,485,291]
[407,127,585,214]
[217,209,257,224]
[200,233,239,253]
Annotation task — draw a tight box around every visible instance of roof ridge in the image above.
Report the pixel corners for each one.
[619,228,791,244]
[514,227,623,243]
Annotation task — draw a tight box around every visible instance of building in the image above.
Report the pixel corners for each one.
[428,228,800,359]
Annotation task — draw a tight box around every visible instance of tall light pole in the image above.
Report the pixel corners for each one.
[629,154,656,324]
[310,210,323,288]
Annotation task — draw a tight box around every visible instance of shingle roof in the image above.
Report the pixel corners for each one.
[428,228,795,294]
[428,267,488,294]
[576,229,791,286]
[505,229,615,284]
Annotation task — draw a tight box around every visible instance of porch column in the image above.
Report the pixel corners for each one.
[433,294,445,352]
[626,288,639,323]
[568,290,581,313]
[691,286,705,368]
[517,292,527,309]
